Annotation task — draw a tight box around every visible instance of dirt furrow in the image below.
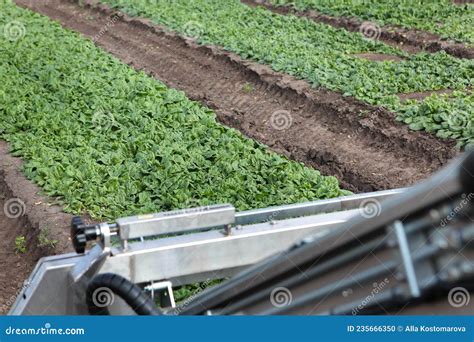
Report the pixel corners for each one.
[15,0,458,193]
[0,141,72,314]
[0,191,34,314]
[242,0,474,59]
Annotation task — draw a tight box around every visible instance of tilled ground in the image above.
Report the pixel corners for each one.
[0,142,72,314]
[243,0,474,59]
[16,0,458,193]
[0,193,36,315]
[1,0,462,311]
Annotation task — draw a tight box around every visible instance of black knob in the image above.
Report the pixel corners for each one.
[71,217,101,254]
[71,216,87,254]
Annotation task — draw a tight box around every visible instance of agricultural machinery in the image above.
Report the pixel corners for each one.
[9,152,474,315]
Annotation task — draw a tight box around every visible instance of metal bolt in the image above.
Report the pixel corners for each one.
[121,239,128,251]
[386,239,397,248]
[460,262,473,275]
[447,267,461,281]
[395,271,405,281]
[437,238,449,250]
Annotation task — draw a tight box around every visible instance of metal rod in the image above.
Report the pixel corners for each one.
[261,243,440,315]
[394,220,420,298]
[218,236,387,315]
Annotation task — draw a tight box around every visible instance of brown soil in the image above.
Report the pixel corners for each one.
[243,0,474,59]
[1,0,464,312]
[352,53,404,62]
[398,89,454,102]
[0,191,37,315]
[15,0,458,195]
[0,141,72,314]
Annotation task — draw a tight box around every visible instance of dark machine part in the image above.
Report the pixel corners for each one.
[14,152,473,316]
[71,217,96,254]
[86,273,162,315]
[177,151,474,315]
[71,217,118,254]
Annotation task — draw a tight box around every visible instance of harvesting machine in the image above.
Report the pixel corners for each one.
[8,152,474,315]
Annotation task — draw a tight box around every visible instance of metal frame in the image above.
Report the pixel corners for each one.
[177,152,474,315]
[9,189,402,315]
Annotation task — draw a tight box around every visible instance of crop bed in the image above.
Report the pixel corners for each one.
[244,0,474,59]
[100,0,473,148]
[14,0,457,193]
[1,1,348,219]
[271,0,474,46]
[0,0,471,311]
[0,1,349,308]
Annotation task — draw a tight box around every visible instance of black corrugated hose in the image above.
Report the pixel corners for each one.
[86,273,162,315]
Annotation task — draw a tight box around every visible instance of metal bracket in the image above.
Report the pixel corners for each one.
[393,220,420,298]
[144,280,176,308]
[117,204,235,240]
[8,189,404,315]
[100,222,112,250]
[68,245,110,314]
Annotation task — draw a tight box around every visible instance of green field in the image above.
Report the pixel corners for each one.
[271,0,474,45]
[0,1,346,220]
[101,0,474,148]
